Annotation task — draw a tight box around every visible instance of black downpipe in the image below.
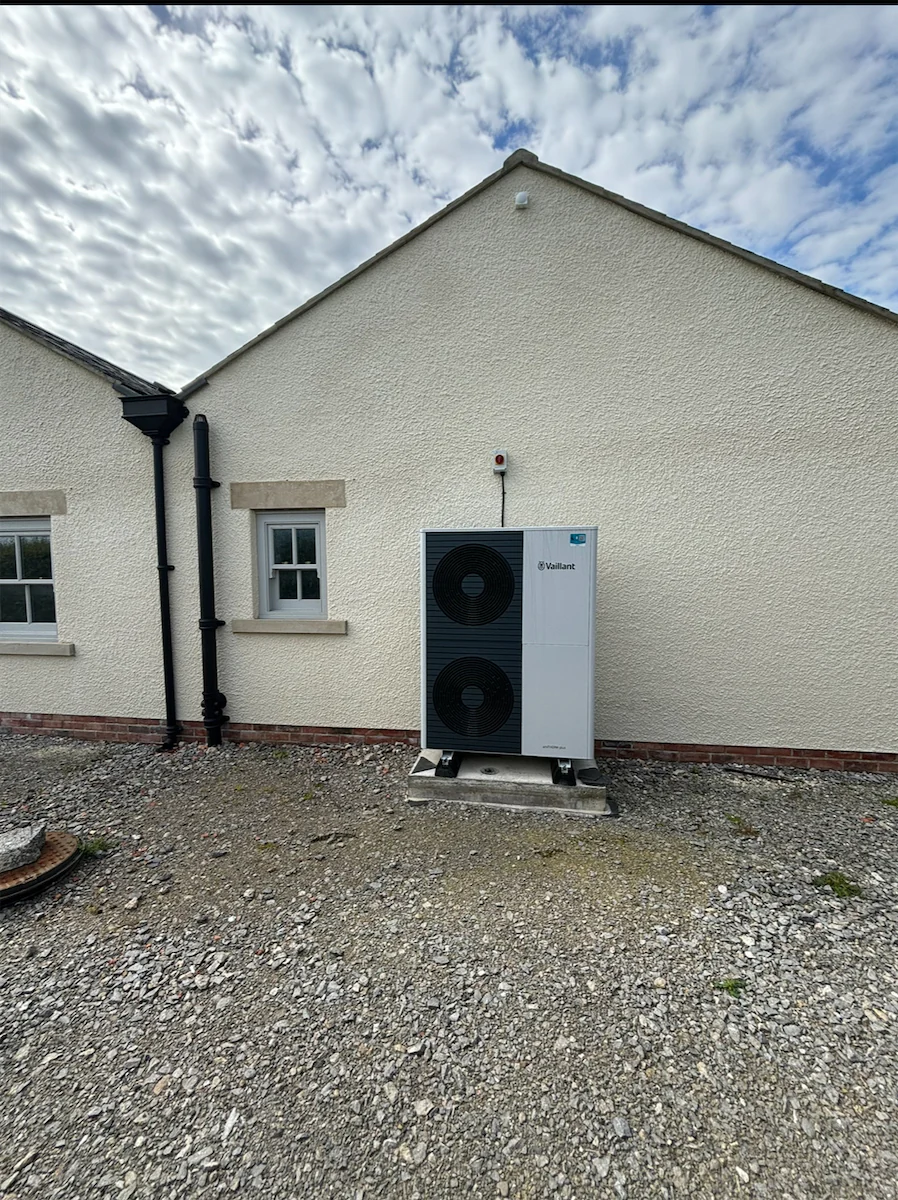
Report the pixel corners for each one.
[120,390,188,751]
[192,415,228,745]
[151,435,181,750]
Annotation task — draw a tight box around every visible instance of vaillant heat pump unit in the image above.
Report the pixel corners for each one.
[421,527,597,758]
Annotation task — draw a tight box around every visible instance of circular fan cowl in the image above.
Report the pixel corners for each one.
[432,656,515,738]
[432,544,515,626]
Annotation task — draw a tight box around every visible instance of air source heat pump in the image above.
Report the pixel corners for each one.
[421,527,597,758]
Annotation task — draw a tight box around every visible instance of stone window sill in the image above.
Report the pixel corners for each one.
[230,619,347,635]
[0,641,75,656]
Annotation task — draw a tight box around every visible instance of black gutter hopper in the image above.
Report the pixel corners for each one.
[120,392,189,750]
[192,415,228,746]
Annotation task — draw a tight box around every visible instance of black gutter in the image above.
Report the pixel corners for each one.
[120,392,189,750]
[192,414,228,745]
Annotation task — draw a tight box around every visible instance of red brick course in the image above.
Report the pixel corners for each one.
[593,739,898,773]
[1,710,896,772]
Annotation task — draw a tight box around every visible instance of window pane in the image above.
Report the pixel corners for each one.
[300,570,320,600]
[295,527,316,565]
[0,537,15,580]
[272,528,293,565]
[21,535,52,579]
[0,584,27,622]
[278,570,298,600]
[31,584,56,623]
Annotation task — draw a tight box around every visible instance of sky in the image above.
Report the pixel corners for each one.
[1,4,897,388]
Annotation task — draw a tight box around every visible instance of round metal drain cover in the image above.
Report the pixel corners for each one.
[0,830,82,904]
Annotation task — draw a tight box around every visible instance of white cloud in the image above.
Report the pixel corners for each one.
[0,4,896,386]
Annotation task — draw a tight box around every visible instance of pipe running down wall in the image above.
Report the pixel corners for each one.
[193,414,228,745]
[151,435,180,748]
[119,390,189,750]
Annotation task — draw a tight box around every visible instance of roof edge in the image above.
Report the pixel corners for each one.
[525,158,898,331]
[180,152,533,391]
[0,306,165,395]
[181,146,898,393]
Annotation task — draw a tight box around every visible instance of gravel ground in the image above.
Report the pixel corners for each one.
[1,732,897,1200]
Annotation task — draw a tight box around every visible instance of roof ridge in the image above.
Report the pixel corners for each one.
[503,148,539,167]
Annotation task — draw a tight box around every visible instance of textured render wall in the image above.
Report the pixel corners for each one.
[195,164,898,752]
[0,322,201,722]
[5,162,896,752]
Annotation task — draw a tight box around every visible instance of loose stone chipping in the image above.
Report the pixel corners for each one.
[0,731,897,1200]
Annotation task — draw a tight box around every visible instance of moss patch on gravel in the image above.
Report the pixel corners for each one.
[80,835,116,856]
[725,813,759,838]
[812,870,862,898]
[713,977,748,997]
[438,823,719,913]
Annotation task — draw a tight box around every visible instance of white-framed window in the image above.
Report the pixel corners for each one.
[256,510,326,618]
[0,517,57,641]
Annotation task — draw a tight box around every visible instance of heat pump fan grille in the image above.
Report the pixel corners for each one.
[432,656,515,738]
[432,544,515,626]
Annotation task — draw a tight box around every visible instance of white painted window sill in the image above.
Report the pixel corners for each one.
[231,619,347,635]
[0,641,75,656]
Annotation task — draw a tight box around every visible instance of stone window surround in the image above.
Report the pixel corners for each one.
[0,641,75,656]
[229,480,347,635]
[229,480,345,511]
[230,618,347,635]
[0,490,67,517]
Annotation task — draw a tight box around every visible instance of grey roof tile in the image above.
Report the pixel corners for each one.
[0,306,168,395]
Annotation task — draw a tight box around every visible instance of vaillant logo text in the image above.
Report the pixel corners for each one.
[537,561,576,571]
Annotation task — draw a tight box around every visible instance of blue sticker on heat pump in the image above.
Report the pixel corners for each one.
[570,533,586,544]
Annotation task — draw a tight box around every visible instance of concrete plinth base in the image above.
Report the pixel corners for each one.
[408,750,616,817]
